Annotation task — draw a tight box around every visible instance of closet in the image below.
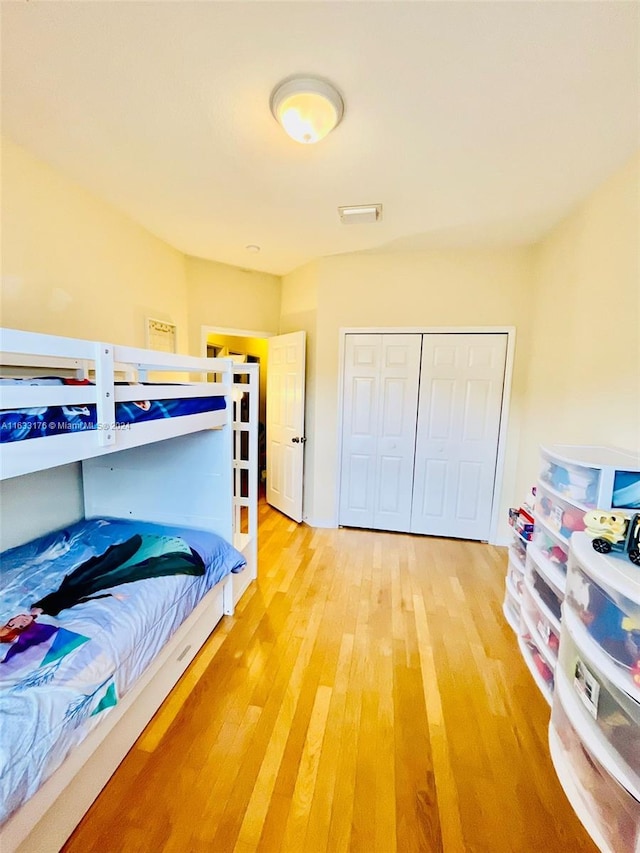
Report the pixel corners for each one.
[339,331,508,541]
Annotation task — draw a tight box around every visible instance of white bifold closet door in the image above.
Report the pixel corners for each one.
[410,333,507,539]
[339,334,421,531]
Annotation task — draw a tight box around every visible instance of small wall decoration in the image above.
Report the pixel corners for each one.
[146,318,177,354]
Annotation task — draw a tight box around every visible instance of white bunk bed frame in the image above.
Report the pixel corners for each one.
[0,328,259,853]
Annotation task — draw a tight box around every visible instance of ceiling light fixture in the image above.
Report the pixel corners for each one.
[270,76,344,144]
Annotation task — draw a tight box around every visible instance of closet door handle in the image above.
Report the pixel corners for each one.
[292,436,307,444]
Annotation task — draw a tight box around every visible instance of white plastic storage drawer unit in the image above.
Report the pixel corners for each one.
[509,534,527,570]
[503,579,521,634]
[550,683,640,853]
[565,532,640,694]
[535,484,587,545]
[507,553,525,599]
[521,578,561,666]
[533,527,569,576]
[527,556,564,623]
[559,611,640,795]
[518,631,554,704]
[539,445,640,511]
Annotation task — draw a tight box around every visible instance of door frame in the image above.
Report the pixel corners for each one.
[336,326,516,545]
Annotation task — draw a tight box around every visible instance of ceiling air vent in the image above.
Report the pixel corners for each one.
[338,204,382,224]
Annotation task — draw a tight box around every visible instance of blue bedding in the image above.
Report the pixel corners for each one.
[0,518,245,824]
[0,377,225,443]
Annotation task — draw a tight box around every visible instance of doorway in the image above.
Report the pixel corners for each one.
[201,326,308,524]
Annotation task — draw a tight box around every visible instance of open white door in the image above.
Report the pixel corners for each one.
[266,331,306,522]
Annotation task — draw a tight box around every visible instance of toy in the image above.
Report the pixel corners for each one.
[584,510,640,566]
[559,506,585,539]
[510,504,535,540]
[538,497,585,538]
[568,572,640,672]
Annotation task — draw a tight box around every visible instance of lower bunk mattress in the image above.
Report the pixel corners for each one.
[0,517,245,824]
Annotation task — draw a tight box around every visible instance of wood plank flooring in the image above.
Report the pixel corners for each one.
[64,503,597,852]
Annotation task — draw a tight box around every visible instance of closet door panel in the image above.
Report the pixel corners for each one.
[418,459,447,517]
[339,336,380,527]
[371,335,422,531]
[340,334,421,531]
[411,333,507,540]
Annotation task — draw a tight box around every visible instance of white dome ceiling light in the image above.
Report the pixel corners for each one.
[270,76,344,144]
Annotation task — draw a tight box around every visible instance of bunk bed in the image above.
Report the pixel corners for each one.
[0,328,259,853]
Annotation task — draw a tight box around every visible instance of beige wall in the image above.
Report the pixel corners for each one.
[186,256,281,355]
[516,151,640,500]
[1,138,189,350]
[284,248,535,535]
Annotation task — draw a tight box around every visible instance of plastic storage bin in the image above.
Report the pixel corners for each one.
[565,533,640,680]
[519,632,554,703]
[536,484,586,543]
[510,535,527,568]
[521,579,560,663]
[540,449,600,507]
[559,614,640,790]
[503,580,520,634]
[550,682,640,853]
[540,445,640,511]
[527,560,563,622]
[507,555,525,598]
[534,528,569,574]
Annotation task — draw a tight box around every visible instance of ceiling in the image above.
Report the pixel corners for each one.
[2,2,638,276]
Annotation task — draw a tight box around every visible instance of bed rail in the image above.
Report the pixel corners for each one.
[0,328,234,480]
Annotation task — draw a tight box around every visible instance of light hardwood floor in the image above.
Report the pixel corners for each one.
[64,503,596,852]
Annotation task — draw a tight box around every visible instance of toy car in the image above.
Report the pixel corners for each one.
[583,510,640,566]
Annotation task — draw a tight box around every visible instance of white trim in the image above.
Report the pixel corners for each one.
[334,332,348,528]
[305,516,337,529]
[335,326,516,544]
[339,325,517,335]
[489,327,515,544]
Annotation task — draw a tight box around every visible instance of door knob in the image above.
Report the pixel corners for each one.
[292,436,307,444]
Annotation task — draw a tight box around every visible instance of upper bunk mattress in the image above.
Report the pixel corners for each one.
[0,377,226,443]
[0,517,245,824]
